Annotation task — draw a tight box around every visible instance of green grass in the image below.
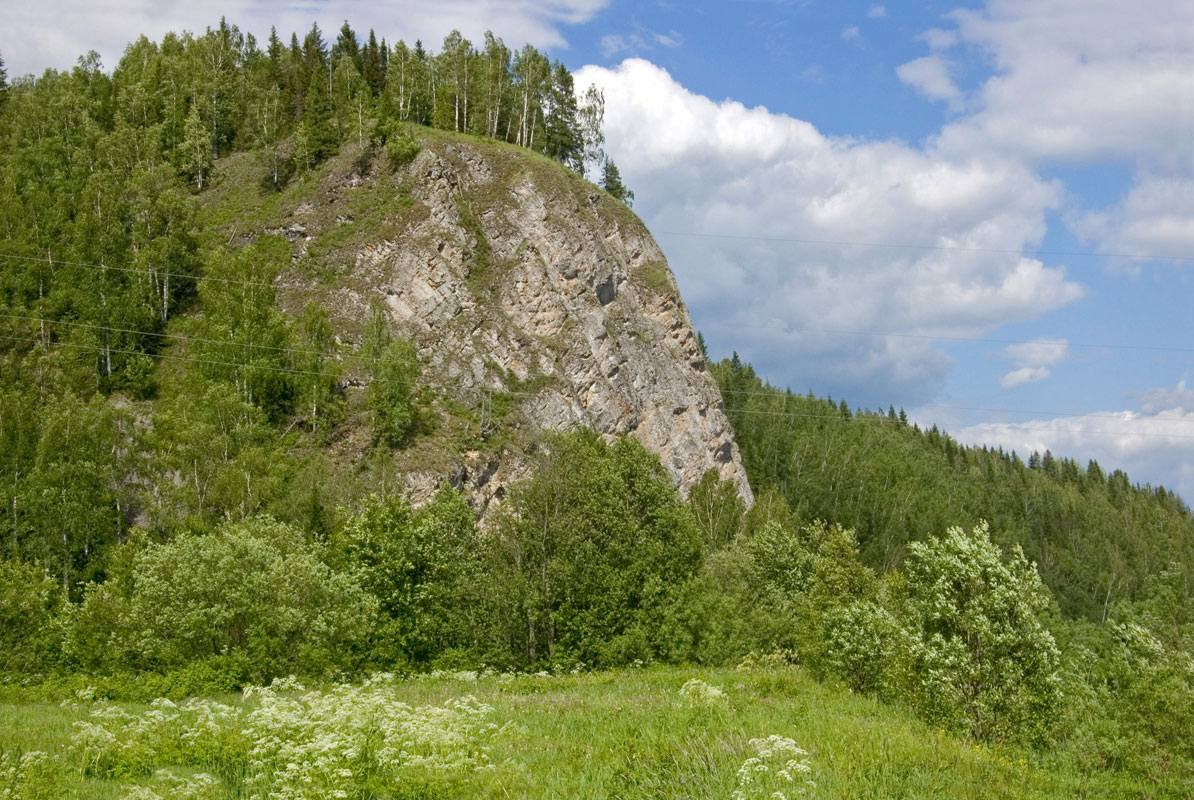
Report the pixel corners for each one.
[631,259,678,300]
[0,665,1176,799]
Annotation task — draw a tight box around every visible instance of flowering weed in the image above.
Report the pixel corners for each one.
[731,735,814,800]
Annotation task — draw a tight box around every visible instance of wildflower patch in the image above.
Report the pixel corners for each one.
[66,675,506,799]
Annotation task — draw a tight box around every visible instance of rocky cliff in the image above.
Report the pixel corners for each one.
[215,129,751,511]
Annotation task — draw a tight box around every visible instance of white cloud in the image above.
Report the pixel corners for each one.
[905,0,1194,264]
[1139,380,1194,415]
[602,25,681,58]
[3,1,611,76]
[998,339,1068,387]
[959,385,1194,504]
[919,28,960,51]
[1003,338,1069,366]
[896,55,962,108]
[576,58,1082,402]
[867,6,888,20]
[653,30,682,48]
[600,33,644,58]
[1000,367,1050,389]
[932,0,1193,168]
[1070,176,1194,262]
[840,25,861,41]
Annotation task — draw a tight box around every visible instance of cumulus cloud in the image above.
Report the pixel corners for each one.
[1070,176,1194,262]
[840,25,861,41]
[930,0,1193,167]
[896,55,963,108]
[576,58,1082,402]
[959,384,1194,504]
[902,0,1194,263]
[3,0,611,75]
[867,6,888,19]
[999,338,1068,387]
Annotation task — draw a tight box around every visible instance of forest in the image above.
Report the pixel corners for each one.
[0,19,1192,799]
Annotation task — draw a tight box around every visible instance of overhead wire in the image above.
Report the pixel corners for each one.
[714,387,1194,426]
[6,328,1194,443]
[653,229,1194,264]
[1,248,1191,355]
[9,312,1193,427]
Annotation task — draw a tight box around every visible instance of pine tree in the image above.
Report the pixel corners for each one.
[265,27,285,90]
[600,158,634,207]
[302,57,338,164]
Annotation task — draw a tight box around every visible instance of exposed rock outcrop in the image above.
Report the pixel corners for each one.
[275,134,752,512]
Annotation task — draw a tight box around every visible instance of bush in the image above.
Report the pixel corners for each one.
[0,559,64,676]
[66,518,376,681]
[332,486,488,668]
[384,125,420,169]
[493,431,702,668]
[898,521,1062,744]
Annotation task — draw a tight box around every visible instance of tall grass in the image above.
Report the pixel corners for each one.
[0,665,1180,799]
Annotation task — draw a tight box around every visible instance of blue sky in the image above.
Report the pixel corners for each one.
[6,0,1194,500]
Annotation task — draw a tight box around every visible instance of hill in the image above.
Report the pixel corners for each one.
[712,357,1194,621]
[1,20,1193,798]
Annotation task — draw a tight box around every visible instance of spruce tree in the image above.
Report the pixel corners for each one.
[600,158,634,207]
[332,21,362,74]
[363,30,385,95]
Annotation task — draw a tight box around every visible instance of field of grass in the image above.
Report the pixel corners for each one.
[0,664,1173,800]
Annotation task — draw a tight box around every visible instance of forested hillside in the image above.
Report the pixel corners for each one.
[0,19,641,593]
[1,20,1193,799]
[713,356,1194,622]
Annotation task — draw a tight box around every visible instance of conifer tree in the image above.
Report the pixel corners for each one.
[544,62,582,171]
[332,21,362,74]
[301,53,338,164]
[265,27,285,90]
[362,30,385,95]
[600,158,634,207]
[0,50,8,107]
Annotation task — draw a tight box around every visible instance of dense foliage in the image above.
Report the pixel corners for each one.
[713,356,1194,621]
[0,22,1191,795]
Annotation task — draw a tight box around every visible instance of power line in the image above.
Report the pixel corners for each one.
[0,251,272,289]
[715,387,1194,425]
[6,312,1194,430]
[0,334,345,383]
[711,321,1194,355]
[8,332,1194,444]
[4,249,1191,355]
[654,229,1194,264]
[727,406,1194,442]
[716,386,1194,425]
[0,312,347,362]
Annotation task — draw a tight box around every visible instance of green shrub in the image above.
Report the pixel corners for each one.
[66,518,375,681]
[493,431,702,668]
[0,559,64,676]
[898,521,1062,744]
[384,125,421,169]
[332,486,488,668]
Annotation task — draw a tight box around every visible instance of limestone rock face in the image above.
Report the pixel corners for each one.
[294,135,752,511]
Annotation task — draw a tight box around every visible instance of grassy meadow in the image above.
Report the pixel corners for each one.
[0,664,1173,800]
